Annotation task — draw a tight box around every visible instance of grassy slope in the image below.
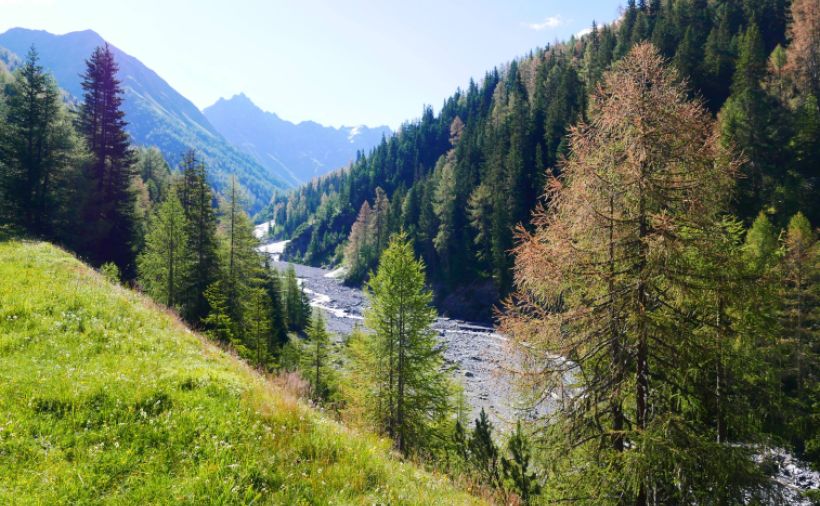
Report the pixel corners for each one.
[0,241,479,505]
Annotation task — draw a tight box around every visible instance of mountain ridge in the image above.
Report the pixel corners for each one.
[0,28,287,211]
[204,93,390,186]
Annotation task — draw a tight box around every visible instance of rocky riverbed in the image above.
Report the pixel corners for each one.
[269,260,528,427]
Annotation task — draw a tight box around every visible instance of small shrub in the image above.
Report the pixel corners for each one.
[99,262,120,284]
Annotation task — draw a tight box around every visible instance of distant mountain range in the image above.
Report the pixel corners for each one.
[0,28,388,211]
[0,28,289,211]
[204,94,390,186]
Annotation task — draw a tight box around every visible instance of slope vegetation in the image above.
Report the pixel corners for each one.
[0,241,478,505]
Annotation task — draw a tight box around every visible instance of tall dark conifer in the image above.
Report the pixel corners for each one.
[1,47,77,236]
[78,44,137,277]
[176,150,220,323]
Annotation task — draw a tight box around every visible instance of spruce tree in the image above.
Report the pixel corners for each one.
[262,260,288,353]
[0,47,79,236]
[501,421,540,504]
[78,44,138,277]
[469,408,500,489]
[246,287,272,368]
[176,150,220,324]
[719,24,791,221]
[202,280,234,343]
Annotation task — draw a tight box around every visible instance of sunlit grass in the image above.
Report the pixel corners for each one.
[0,240,481,505]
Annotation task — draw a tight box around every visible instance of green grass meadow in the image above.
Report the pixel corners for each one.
[0,241,479,505]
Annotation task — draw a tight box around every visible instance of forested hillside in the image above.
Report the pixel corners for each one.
[266,0,818,320]
[0,28,288,211]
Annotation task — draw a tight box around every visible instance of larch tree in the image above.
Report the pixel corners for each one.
[135,146,171,206]
[785,0,820,100]
[779,212,820,463]
[500,43,769,504]
[781,212,818,397]
[371,187,390,255]
[78,44,138,277]
[136,189,189,309]
[302,310,332,402]
[344,200,372,282]
[220,175,262,335]
[283,264,309,332]
[357,232,451,455]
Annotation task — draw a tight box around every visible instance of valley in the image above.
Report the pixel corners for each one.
[268,257,526,426]
[1,0,818,503]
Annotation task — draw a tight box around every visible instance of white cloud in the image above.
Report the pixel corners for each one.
[524,16,564,31]
[575,27,594,38]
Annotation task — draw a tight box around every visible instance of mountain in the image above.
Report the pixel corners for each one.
[204,93,390,186]
[0,28,287,211]
[0,240,479,504]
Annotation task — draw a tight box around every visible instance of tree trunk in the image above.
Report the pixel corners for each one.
[636,169,649,506]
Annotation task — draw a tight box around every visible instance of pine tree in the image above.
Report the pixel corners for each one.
[78,44,138,277]
[137,189,189,308]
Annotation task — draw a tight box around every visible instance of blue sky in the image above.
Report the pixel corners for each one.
[0,0,624,128]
